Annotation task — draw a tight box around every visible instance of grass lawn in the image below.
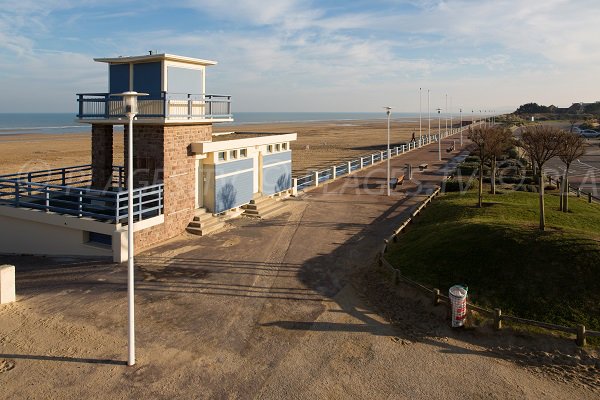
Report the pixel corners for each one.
[386,189,600,331]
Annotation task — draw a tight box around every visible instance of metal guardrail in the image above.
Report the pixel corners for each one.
[77,92,232,120]
[0,165,163,224]
[0,164,125,188]
[293,126,467,191]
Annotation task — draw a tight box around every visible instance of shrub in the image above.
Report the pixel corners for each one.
[515,184,538,193]
[507,147,519,160]
[464,156,480,163]
[457,161,487,176]
[442,179,474,192]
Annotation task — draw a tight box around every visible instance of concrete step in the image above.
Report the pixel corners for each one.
[186,221,224,236]
[193,212,215,222]
[188,218,224,230]
[243,197,287,218]
[249,196,274,206]
[187,209,225,236]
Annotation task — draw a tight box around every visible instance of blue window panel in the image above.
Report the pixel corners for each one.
[263,151,291,166]
[133,62,162,99]
[167,67,202,94]
[109,64,129,94]
[215,158,253,176]
[263,163,291,195]
[214,171,253,213]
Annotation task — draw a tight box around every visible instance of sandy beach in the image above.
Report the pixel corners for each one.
[0,118,465,176]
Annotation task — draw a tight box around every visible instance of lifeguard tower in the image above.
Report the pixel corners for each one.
[0,53,295,261]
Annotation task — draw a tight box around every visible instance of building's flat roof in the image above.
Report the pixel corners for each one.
[191,132,297,153]
[211,132,294,142]
[94,53,217,66]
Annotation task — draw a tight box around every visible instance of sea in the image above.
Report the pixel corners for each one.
[0,112,424,135]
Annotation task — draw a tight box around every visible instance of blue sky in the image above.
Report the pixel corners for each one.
[1,0,599,113]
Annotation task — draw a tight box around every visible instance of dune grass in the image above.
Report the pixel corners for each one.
[386,189,600,331]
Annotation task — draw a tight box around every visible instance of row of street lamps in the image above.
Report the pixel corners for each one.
[384,91,497,196]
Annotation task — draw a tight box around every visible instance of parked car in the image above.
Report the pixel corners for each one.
[580,129,600,138]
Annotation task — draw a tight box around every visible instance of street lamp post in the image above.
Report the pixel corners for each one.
[384,106,391,196]
[427,90,431,142]
[113,91,148,367]
[459,108,463,147]
[450,96,453,135]
[437,108,442,161]
[419,88,422,144]
[445,94,448,136]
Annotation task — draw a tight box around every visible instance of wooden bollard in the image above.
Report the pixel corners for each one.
[589,193,593,203]
[493,308,502,330]
[383,239,388,253]
[576,324,586,347]
[577,188,581,198]
[433,288,440,306]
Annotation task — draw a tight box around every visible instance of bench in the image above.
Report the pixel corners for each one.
[419,163,428,171]
[389,174,405,189]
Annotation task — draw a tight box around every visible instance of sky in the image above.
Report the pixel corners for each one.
[1,0,599,113]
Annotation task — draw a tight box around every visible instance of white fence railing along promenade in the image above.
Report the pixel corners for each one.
[293,123,478,192]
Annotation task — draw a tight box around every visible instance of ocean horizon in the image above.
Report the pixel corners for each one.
[0,112,436,135]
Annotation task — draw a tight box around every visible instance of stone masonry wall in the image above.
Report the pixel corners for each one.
[132,124,212,252]
[91,124,113,189]
[123,125,165,188]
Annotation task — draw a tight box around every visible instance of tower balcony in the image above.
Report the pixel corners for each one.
[77,92,232,124]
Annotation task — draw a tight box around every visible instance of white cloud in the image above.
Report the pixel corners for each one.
[1,1,599,112]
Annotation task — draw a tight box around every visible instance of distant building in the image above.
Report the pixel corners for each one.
[0,53,295,261]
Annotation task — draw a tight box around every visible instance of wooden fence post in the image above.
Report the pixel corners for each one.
[589,193,593,204]
[494,308,502,330]
[433,288,440,306]
[577,188,581,198]
[576,324,586,347]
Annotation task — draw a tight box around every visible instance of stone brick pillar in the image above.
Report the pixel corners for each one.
[124,124,165,188]
[132,123,213,252]
[91,124,113,190]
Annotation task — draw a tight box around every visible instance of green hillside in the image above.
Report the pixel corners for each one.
[386,190,600,331]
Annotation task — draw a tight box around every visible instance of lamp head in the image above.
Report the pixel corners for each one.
[383,106,392,116]
[111,91,149,116]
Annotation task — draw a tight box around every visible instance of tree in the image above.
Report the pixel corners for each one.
[569,116,579,133]
[468,126,494,207]
[558,133,586,212]
[487,127,514,195]
[519,126,564,231]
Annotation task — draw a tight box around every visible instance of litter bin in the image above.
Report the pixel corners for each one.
[449,285,468,328]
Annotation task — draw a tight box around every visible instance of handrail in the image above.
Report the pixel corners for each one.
[0,165,162,223]
[77,92,232,120]
[293,123,479,191]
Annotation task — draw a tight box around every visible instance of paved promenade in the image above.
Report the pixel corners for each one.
[1,132,595,399]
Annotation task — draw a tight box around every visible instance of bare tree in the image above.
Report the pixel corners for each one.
[468,126,494,207]
[519,126,564,231]
[558,133,586,212]
[487,127,514,195]
[569,116,579,133]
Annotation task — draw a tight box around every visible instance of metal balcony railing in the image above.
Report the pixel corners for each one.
[0,165,163,223]
[77,92,232,120]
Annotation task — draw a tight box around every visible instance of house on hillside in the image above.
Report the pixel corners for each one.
[0,53,296,261]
